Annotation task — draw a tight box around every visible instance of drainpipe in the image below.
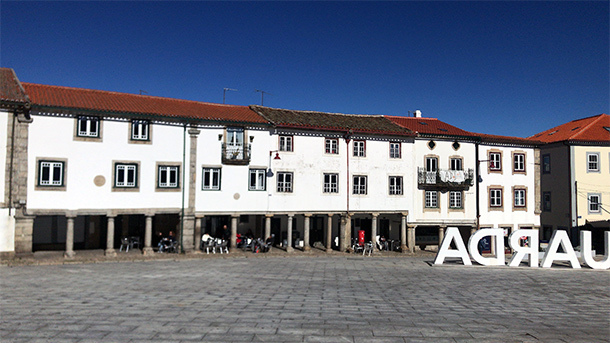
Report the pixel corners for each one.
[8,113,16,214]
[475,142,480,230]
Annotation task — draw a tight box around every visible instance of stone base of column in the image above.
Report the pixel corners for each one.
[326,248,333,253]
[286,246,294,253]
[142,247,154,255]
[303,245,310,252]
[400,244,408,253]
[64,251,75,258]
[104,249,117,257]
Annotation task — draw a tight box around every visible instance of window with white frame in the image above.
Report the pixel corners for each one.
[77,116,100,137]
[513,153,525,172]
[202,168,221,190]
[323,173,339,193]
[426,156,438,172]
[388,176,403,195]
[450,158,463,171]
[325,138,338,154]
[490,188,503,207]
[249,169,266,191]
[353,175,367,195]
[277,172,293,193]
[38,160,64,186]
[158,166,179,188]
[425,191,438,208]
[449,191,462,209]
[131,120,150,141]
[353,140,366,157]
[489,152,502,171]
[588,194,601,213]
[115,163,138,188]
[279,135,293,152]
[514,189,526,208]
[587,153,599,172]
[389,142,401,159]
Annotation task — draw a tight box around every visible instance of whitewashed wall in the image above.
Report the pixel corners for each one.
[477,144,540,229]
[27,115,187,211]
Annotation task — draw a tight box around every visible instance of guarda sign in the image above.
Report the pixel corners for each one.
[434,228,609,270]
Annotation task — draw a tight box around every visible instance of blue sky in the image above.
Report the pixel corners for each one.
[1,1,608,137]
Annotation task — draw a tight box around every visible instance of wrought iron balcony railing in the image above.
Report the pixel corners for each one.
[221,143,251,165]
[417,167,474,191]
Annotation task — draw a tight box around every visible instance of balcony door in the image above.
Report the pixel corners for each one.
[226,127,244,159]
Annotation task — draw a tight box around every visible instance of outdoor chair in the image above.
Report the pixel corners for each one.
[363,242,374,256]
[202,238,215,254]
[217,239,228,254]
[130,236,141,250]
[120,237,131,252]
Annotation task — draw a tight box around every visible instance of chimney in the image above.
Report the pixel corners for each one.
[414,110,422,118]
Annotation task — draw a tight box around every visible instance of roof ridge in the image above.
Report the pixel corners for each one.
[251,105,384,118]
[569,114,607,140]
[383,115,438,121]
[22,82,248,109]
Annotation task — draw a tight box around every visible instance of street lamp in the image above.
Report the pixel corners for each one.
[267,150,281,177]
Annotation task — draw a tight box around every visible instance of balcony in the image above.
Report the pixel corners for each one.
[417,168,474,191]
[221,143,251,165]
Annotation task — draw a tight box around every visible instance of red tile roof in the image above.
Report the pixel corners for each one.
[22,83,267,124]
[384,115,475,138]
[528,114,610,143]
[250,106,414,136]
[0,68,29,104]
[476,133,542,146]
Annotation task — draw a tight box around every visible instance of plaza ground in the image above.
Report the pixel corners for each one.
[1,253,608,343]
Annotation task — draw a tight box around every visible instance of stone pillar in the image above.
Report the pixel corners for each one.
[105,215,116,256]
[408,225,416,253]
[194,215,203,251]
[188,128,200,212]
[13,216,34,257]
[438,225,446,247]
[65,214,76,258]
[400,214,408,253]
[230,215,238,251]
[340,213,351,252]
[286,214,294,252]
[371,213,379,251]
[143,214,154,255]
[181,214,195,253]
[10,114,33,257]
[303,213,311,251]
[326,213,333,252]
[265,214,272,240]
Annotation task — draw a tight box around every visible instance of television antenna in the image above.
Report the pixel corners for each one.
[255,89,272,106]
[223,88,237,104]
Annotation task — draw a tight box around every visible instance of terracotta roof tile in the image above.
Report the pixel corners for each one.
[476,133,542,146]
[528,114,610,143]
[0,68,29,104]
[385,115,475,138]
[22,83,267,124]
[250,105,414,136]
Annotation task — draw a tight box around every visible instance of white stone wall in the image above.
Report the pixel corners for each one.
[27,115,187,211]
[0,110,8,206]
[477,144,540,230]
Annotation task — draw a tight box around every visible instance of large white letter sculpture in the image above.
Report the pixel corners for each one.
[541,230,581,268]
[580,230,610,270]
[507,229,540,268]
[468,229,505,266]
[433,227,471,265]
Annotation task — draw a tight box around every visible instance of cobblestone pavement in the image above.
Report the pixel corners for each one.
[1,255,609,343]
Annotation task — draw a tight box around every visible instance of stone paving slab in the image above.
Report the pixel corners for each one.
[1,256,608,343]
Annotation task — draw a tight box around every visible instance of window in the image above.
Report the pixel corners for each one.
[115,163,138,188]
[543,192,551,211]
[277,172,293,193]
[426,157,438,172]
[449,191,462,209]
[587,153,599,172]
[514,189,526,208]
[389,142,401,159]
[323,173,339,193]
[353,140,366,157]
[325,138,338,154]
[353,175,367,195]
[450,158,463,171]
[489,152,502,171]
[77,116,100,137]
[542,154,551,174]
[249,169,266,191]
[131,120,150,141]
[425,191,438,208]
[490,188,503,207]
[202,168,221,190]
[389,176,403,195]
[513,153,525,172]
[38,161,64,186]
[158,166,179,188]
[588,194,601,213]
[279,135,293,152]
